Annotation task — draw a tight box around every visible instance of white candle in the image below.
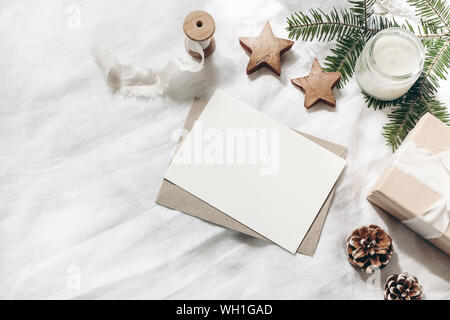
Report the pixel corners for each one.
[355,28,424,101]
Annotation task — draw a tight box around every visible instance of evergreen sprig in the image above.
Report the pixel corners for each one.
[384,38,449,149]
[349,0,376,25]
[286,8,365,42]
[286,0,450,150]
[324,29,371,88]
[407,0,450,29]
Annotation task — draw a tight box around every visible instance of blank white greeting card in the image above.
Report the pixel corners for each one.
[164,89,346,253]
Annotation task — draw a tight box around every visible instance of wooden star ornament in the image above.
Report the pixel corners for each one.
[239,22,294,76]
[291,59,341,108]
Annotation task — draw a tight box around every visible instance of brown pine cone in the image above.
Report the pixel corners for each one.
[346,224,393,273]
[384,273,423,300]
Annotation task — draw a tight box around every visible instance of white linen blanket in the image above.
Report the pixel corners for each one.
[0,0,448,299]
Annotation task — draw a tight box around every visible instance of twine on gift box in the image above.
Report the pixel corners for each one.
[392,141,450,239]
[92,10,215,98]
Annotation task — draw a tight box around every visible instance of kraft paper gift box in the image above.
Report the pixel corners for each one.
[156,98,347,256]
[368,113,450,256]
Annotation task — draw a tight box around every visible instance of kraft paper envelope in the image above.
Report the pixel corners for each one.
[156,98,347,256]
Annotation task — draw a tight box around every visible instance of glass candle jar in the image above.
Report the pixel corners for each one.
[355,28,424,101]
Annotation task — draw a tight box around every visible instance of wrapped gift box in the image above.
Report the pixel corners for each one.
[368,113,450,255]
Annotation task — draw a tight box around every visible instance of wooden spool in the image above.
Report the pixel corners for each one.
[183,10,215,59]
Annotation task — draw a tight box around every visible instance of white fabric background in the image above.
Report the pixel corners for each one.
[0,0,449,299]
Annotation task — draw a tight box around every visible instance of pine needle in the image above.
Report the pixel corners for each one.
[286,0,450,150]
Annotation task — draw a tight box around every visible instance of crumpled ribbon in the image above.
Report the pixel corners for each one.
[392,141,450,239]
[91,38,208,98]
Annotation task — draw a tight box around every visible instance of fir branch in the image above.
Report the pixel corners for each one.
[425,39,450,84]
[324,30,372,88]
[368,14,400,30]
[365,94,403,110]
[383,96,449,150]
[286,8,371,41]
[407,0,450,30]
[349,0,375,25]
[404,18,450,47]
[286,0,449,150]
[322,15,397,87]
[383,40,450,149]
[417,33,449,38]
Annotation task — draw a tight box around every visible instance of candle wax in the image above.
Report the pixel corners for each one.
[372,35,420,76]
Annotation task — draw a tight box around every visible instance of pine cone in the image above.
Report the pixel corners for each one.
[384,273,423,300]
[346,224,393,273]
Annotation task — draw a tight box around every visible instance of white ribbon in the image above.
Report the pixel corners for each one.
[91,38,208,98]
[186,38,211,52]
[392,141,450,239]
